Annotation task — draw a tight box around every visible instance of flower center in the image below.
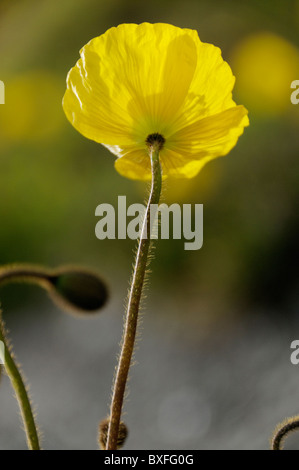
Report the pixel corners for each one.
[145,133,165,151]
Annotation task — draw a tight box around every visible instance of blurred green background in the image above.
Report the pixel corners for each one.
[0,0,299,450]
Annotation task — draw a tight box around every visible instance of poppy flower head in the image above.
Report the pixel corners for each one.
[63,23,249,180]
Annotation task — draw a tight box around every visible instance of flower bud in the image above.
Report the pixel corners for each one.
[99,418,128,450]
[49,268,108,315]
[0,264,109,316]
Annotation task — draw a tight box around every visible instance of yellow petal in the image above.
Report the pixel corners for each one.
[169,105,249,156]
[173,41,237,131]
[114,148,213,181]
[162,151,216,178]
[114,150,151,181]
[115,106,248,180]
[63,23,199,146]
[63,54,135,146]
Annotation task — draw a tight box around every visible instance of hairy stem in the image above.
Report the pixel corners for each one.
[106,145,162,450]
[272,416,299,450]
[0,265,52,286]
[0,314,40,450]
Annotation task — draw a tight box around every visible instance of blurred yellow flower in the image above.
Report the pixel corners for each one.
[63,23,248,180]
[231,32,299,117]
[0,71,64,143]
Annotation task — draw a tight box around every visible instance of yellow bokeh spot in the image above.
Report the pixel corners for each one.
[0,70,64,143]
[230,32,299,116]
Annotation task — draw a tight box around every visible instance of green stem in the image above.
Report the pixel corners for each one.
[0,314,40,450]
[106,146,162,450]
[0,265,52,286]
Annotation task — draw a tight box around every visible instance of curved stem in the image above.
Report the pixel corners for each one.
[106,146,162,450]
[0,314,40,450]
[272,417,299,450]
[0,265,52,286]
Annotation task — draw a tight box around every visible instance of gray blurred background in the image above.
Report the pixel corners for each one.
[0,0,299,450]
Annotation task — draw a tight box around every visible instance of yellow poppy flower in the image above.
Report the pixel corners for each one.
[63,23,249,180]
